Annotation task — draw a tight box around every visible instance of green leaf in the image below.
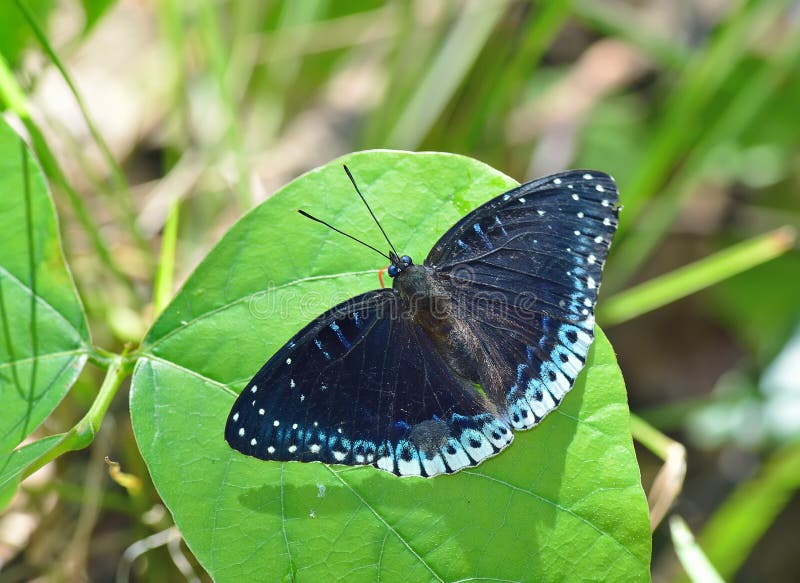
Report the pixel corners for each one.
[0,119,90,454]
[0,0,54,67]
[80,0,117,34]
[0,433,64,511]
[131,151,651,581]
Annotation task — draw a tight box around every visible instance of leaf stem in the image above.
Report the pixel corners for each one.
[22,351,135,479]
[600,226,796,326]
[670,516,725,583]
[87,346,119,370]
[690,440,800,581]
[153,200,180,316]
[630,413,686,531]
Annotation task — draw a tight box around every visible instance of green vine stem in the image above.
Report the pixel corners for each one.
[670,516,724,583]
[630,413,687,531]
[22,350,135,479]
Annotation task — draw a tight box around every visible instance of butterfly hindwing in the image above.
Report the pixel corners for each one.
[225,289,514,477]
[425,170,619,429]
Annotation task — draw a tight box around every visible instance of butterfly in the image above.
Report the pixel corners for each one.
[225,166,619,477]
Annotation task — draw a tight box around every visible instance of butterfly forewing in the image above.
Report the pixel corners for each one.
[425,170,619,430]
[225,290,514,477]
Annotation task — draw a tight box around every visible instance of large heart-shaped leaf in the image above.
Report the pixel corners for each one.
[131,151,651,581]
[0,120,89,456]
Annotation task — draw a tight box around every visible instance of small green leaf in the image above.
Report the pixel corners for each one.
[0,120,90,454]
[0,433,64,510]
[131,151,651,580]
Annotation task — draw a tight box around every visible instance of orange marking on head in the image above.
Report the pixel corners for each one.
[377,267,388,289]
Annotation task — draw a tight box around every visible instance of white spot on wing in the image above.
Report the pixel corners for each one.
[238,428,245,437]
[441,439,471,471]
[376,456,394,472]
[397,457,421,476]
[421,454,447,477]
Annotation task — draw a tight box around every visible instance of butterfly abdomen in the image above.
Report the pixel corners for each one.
[394,264,497,410]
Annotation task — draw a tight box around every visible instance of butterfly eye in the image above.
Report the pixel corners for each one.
[400,255,412,267]
[388,264,400,277]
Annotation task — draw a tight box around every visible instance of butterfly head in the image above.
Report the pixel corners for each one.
[388,253,413,278]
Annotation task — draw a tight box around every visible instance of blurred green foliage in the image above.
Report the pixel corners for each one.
[0,0,53,67]
[0,0,798,581]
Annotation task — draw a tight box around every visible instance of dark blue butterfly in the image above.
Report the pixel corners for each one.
[225,168,619,477]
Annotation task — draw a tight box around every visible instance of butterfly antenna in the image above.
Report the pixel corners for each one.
[343,165,400,257]
[297,210,392,261]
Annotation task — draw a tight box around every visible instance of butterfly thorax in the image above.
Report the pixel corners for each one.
[393,263,449,325]
[393,263,488,402]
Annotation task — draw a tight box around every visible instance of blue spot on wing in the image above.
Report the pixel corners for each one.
[473,223,494,249]
[314,338,331,360]
[494,215,508,237]
[329,321,351,349]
